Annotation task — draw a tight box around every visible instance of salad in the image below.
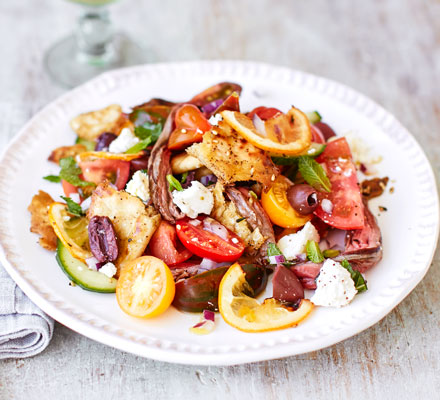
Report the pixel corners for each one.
[28,82,386,334]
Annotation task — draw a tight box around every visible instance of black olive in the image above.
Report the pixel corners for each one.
[286,184,318,215]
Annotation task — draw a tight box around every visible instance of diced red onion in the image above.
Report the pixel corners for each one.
[200,174,217,186]
[203,217,229,241]
[181,171,196,189]
[188,219,202,226]
[325,229,347,251]
[201,99,224,115]
[360,163,368,174]
[199,258,230,271]
[296,253,307,262]
[268,254,286,265]
[203,309,215,322]
[321,198,334,214]
[252,113,267,136]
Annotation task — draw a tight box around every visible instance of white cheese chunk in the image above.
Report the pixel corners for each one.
[99,262,117,278]
[125,170,150,202]
[208,113,223,126]
[277,221,320,260]
[311,259,357,307]
[108,127,139,154]
[172,181,214,218]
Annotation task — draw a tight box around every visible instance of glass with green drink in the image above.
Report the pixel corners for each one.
[45,0,148,87]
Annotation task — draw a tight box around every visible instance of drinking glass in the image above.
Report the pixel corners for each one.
[45,0,148,88]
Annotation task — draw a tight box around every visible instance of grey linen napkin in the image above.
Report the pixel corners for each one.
[0,265,54,359]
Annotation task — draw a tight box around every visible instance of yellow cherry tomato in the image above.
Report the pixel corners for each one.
[261,175,311,228]
[116,256,175,319]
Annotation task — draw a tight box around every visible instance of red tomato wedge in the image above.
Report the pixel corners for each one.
[61,179,79,198]
[314,138,365,230]
[247,106,282,121]
[149,221,193,266]
[310,125,326,144]
[168,104,212,150]
[175,217,245,262]
[78,158,130,190]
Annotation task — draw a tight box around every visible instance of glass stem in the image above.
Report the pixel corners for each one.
[75,6,114,65]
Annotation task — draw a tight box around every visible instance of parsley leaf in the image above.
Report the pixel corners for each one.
[267,243,283,257]
[167,174,183,192]
[341,259,368,293]
[60,196,84,217]
[43,175,61,183]
[134,123,162,142]
[306,240,324,263]
[59,157,95,188]
[298,156,331,192]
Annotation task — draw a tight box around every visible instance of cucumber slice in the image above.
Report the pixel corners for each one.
[306,111,322,124]
[75,137,96,151]
[272,143,326,165]
[56,240,117,293]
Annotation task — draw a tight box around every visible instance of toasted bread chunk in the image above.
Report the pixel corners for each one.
[87,183,161,273]
[48,144,87,164]
[70,104,125,141]
[28,191,57,251]
[187,121,278,187]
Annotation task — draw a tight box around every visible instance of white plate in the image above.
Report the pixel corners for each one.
[0,61,438,366]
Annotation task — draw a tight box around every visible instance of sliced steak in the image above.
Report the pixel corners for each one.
[291,262,322,290]
[225,186,275,264]
[336,199,382,272]
[148,106,185,223]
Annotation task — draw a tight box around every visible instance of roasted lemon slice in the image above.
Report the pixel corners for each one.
[48,202,92,261]
[221,107,311,155]
[76,151,144,162]
[218,263,313,332]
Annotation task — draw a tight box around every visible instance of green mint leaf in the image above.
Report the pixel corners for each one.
[59,157,95,188]
[60,196,84,217]
[323,249,340,258]
[298,156,331,192]
[341,259,368,293]
[306,240,324,263]
[43,175,61,183]
[125,138,152,154]
[267,243,283,257]
[134,122,163,144]
[167,174,183,192]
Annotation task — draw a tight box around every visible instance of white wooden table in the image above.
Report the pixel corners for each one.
[1,1,439,398]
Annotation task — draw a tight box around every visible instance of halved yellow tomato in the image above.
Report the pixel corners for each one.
[261,175,311,228]
[48,202,92,261]
[116,256,175,319]
[221,107,311,155]
[218,263,314,332]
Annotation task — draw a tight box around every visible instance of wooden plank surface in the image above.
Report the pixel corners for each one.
[1,0,439,399]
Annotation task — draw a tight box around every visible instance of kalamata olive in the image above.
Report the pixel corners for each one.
[95,132,117,151]
[272,264,304,303]
[88,216,118,263]
[130,154,150,172]
[286,184,318,215]
[313,122,336,141]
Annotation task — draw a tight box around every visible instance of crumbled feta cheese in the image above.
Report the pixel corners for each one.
[208,113,223,126]
[277,221,319,260]
[311,259,357,307]
[69,193,80,204]
[99,262,117,278]
[125,170,150,202]
[172,181,214,218]
[343,131,382,167]
[108,128,139,153]
[321,198,333,214]
[80,196,92,213]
